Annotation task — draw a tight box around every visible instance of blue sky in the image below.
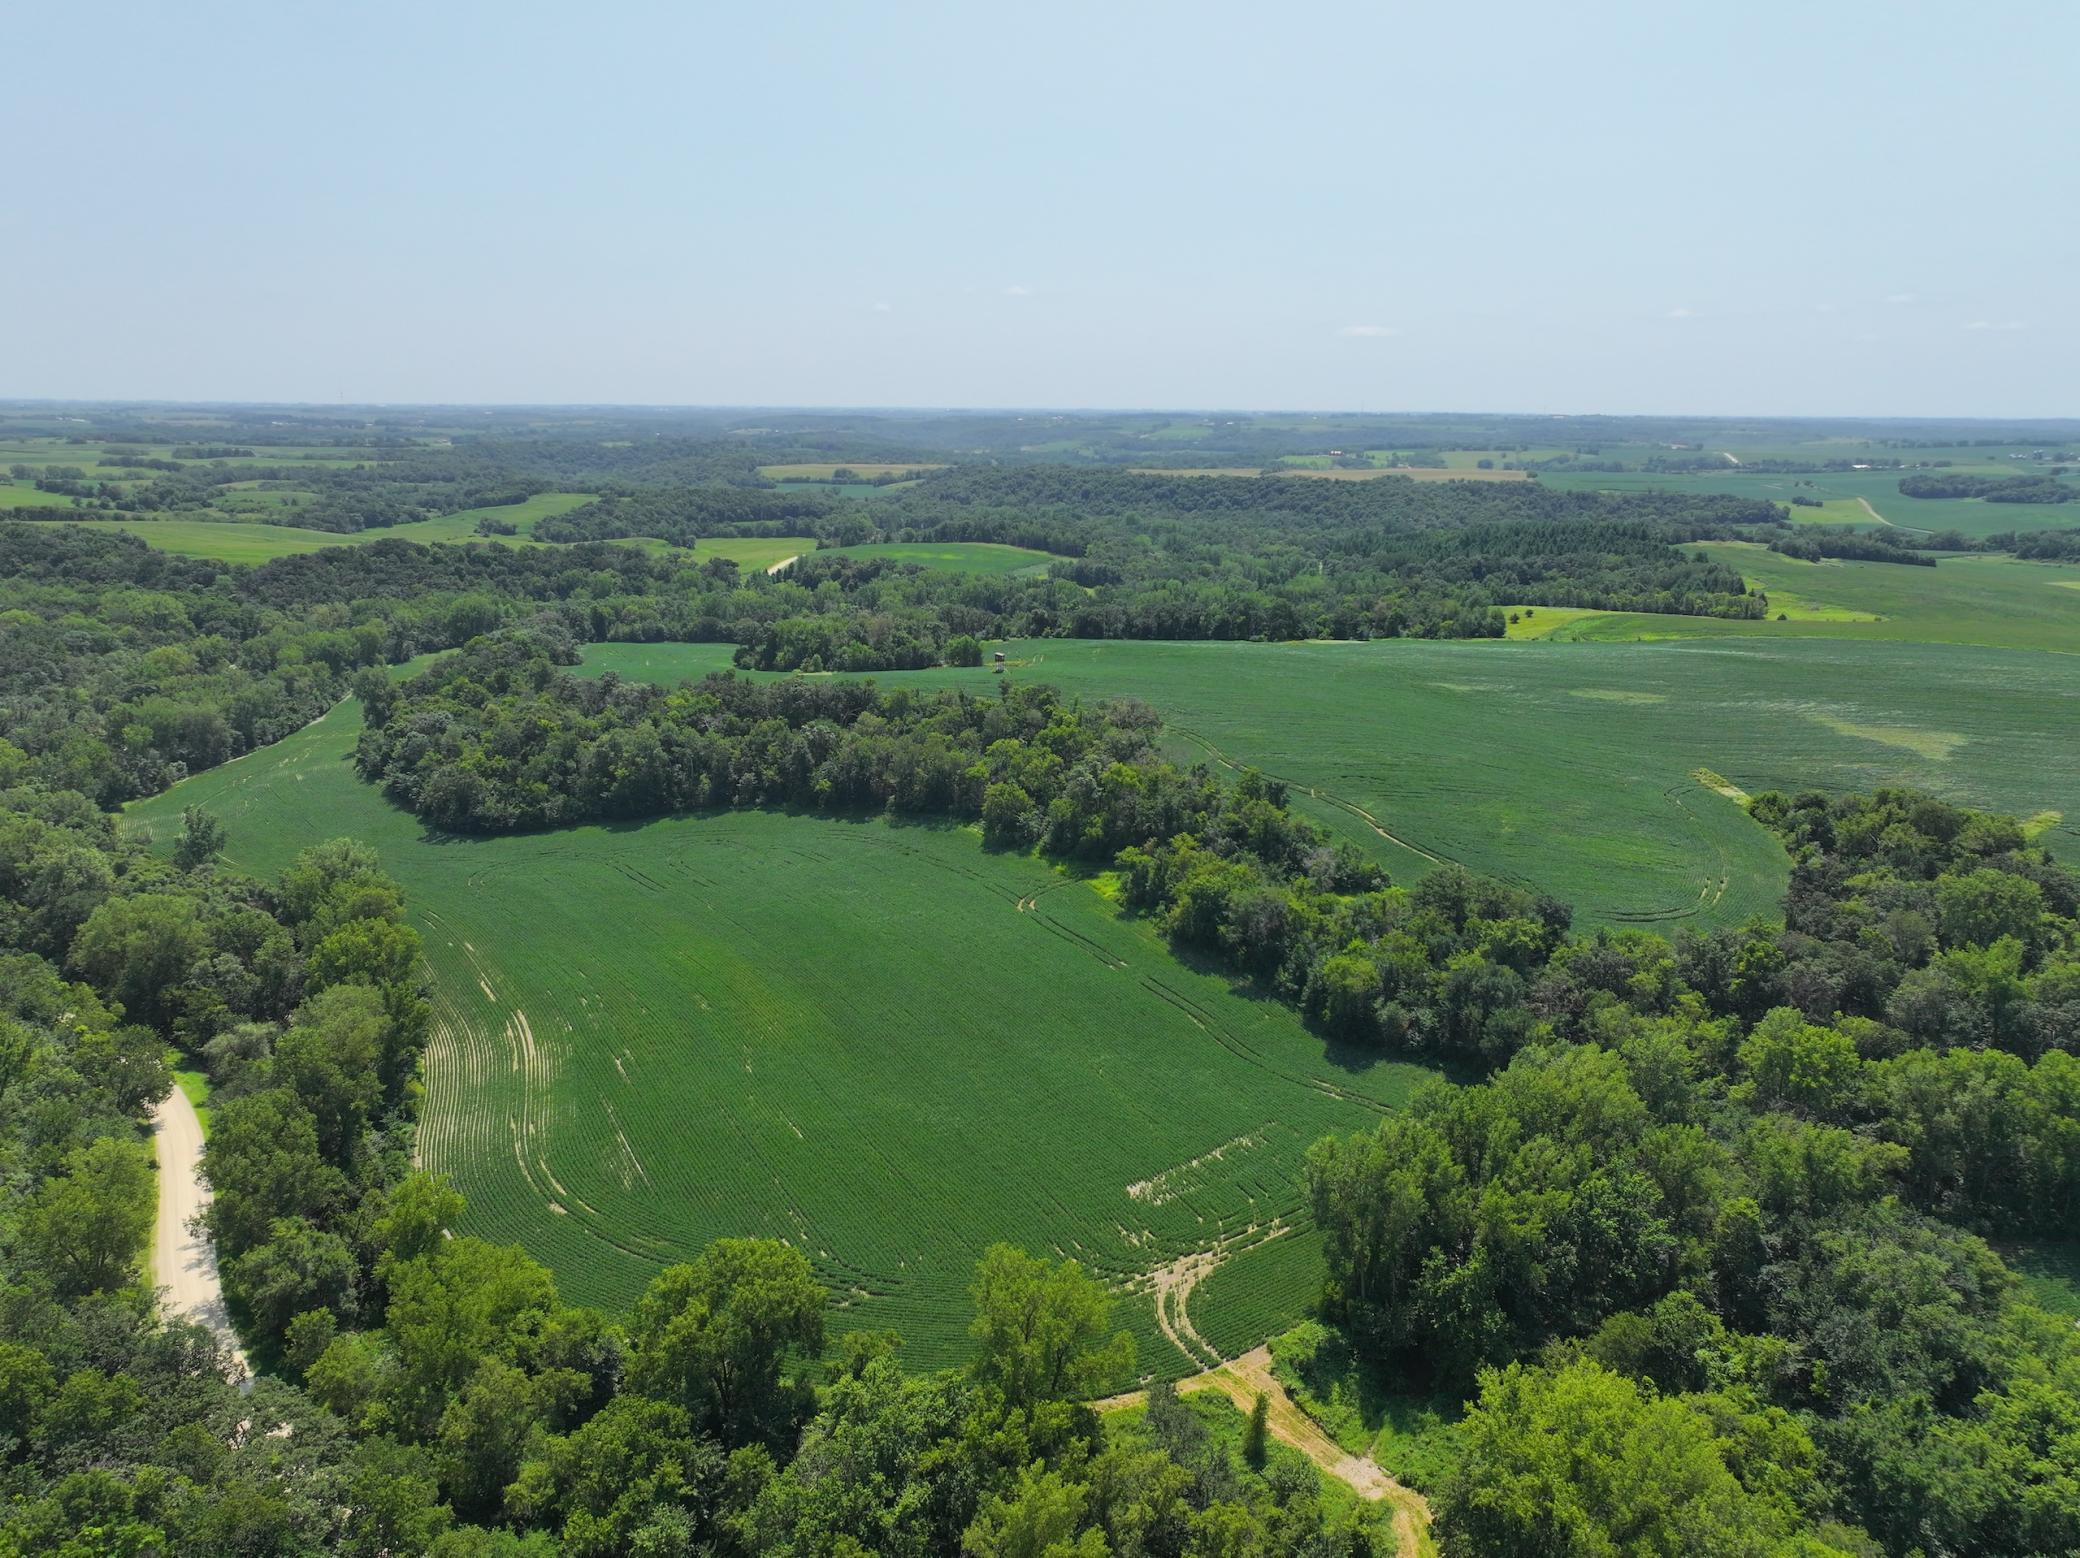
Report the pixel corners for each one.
[6,0,2073,415]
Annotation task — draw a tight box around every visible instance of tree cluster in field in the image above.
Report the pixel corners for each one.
[1900,473,2079,504]
[0,777,1392,1554]
[352,633,1370,891]
[1768,529,1937,566]
[1307,787,2080,1555]
[2000,526,2080,561]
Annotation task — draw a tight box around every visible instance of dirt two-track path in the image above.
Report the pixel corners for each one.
[1097,1343,1433,1555]
[151,1087,249,1385]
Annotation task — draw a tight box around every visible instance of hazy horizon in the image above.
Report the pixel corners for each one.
[8,0,2074,417]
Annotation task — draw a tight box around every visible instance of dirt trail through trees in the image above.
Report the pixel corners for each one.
[1096,1343,1433,1554]
[151,1086,248,1386]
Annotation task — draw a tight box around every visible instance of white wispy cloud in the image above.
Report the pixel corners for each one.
[1339,324,1397,338]
[1002,284,1033,297]
[871,301,893,313]
[1963,319,2023,331]
[1883,292,1917,305]
[1665,307,1698,320]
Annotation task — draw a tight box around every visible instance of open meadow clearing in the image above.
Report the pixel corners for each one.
[127,693,1435,1377]
[582,635,2080,927]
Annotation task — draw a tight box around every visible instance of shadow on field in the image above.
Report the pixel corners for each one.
[1158,939,1478,1089]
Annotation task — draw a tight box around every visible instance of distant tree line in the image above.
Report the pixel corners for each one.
[2000,526,2080,560]
[1899,473,2078,503]
[1770,530,1937,566]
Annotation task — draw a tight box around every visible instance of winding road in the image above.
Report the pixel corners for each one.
[150,1086,248,1384]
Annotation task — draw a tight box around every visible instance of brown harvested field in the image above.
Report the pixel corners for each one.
[757,462,946,479]
[1130,466,1532,482]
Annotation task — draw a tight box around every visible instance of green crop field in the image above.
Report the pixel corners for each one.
[377,491,599,544]
[818,541,1063,575]
[2006,1241,2080,1320]
[1532,544,2080,655]
[578,636,2080,928]
[1537,467,2080,539]
[967,639,2080,923]
[47,493,606,562]
[127,692,1434,1377]
[0,482,82,509]
[57,519,365,562]
[691,535,816,572]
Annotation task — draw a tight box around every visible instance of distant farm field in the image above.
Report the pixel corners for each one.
[817,541,1062,575]
[0,481,85,509]
[50,493,606,562]
[995,639,2080,918]
[690,535,817,572]
[757,463,945,480]
[58,519,364,562]
[128,695,1433,1376]
[1132,466,1531,483]
[585,636,2080,927]
[1539,545,2080,655]
[378,491,599,544]
[1536,467,2080,539]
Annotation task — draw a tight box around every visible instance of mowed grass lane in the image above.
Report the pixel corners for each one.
[126,696,1433,1377]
